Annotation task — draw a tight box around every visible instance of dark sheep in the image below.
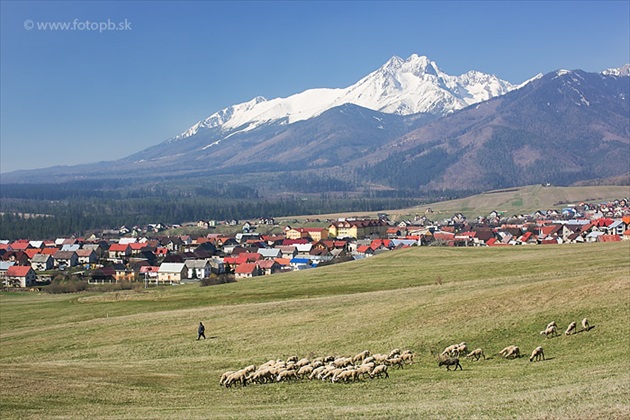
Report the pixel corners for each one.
[439,357,462,371]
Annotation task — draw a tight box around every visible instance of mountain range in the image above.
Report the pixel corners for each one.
[3,55,629,195]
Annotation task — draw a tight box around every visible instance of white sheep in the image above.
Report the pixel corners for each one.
[529,346,545,362]
[276,369,298,382]
[386,356,405,369]
[540,324,558,338]
[219,370,234,386]
[500,345,520,359]
[355,363,374,379]
[465,348,485,361]
[370,364,389,379]
[546,321,557,330]
[297,365,313,379]
[224,370,248,387]
[333,357,353,368]
[373,353,389,363]
[388,348,401,358]
[295,358,310,368]
[400,350,415,364]
[582,318,590,331]
[332,369,358,383]
[441,344,458,357]
[565,321,577,335]
[352,350,370,363]
[453,343,468,357]
[308,366,327,381]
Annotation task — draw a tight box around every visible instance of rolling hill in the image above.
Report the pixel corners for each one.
[1,242,628,418]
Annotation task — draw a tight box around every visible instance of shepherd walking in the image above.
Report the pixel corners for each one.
[197,321,206,340]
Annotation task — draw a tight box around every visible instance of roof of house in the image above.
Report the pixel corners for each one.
[234,263,257,274]
[53,251,77,259]
[7,265,33,277]
[31,253,51,262]
[158,262,187,273]
[256,260,278,269]
[109,243,130,252]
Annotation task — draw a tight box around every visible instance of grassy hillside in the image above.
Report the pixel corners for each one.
[1,242,629,418]
[285,184,630,223]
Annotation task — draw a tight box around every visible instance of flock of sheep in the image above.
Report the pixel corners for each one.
[219,349,414,387]
[220,318,593,387]
[438,317,592,370]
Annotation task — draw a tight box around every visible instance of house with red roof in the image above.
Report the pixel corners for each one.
[256,259,281,275]
[234,263,259,279]
[10,241,31,251]
[24,249,41,259]
[4,265,36,287]
[108,243,131,259]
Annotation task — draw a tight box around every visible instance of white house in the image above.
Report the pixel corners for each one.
[185,259,212,279]
[157,263,187,284]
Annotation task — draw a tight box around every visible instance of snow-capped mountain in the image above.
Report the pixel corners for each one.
[602,64,630,77]
[173,54,518,141]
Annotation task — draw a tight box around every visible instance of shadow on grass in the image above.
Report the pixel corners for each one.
[574,325,595,334]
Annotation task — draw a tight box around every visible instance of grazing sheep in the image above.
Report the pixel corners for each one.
[505,346,520,359]
[333,357,353,368]
[582,318,590,331]
[362,356,375,365]
[438,357,462,371]
[400,350,415,364]
[225,370,248,387]
[500,345,520,359]
[352,350,370,363]
[499,345,515,357]
[373,353,389,364]
[355,363,374,379]
[465,348,485,361]
[441,344,458,357]
[320,368,343,382]
[297,365,313,379]
[250,368,274,385]
[453,343,468,357]
[295,358,310,368]
[529,346,545,362]
[370,364,389,379]
[386,356,404,369]
[332,369,358,383]
[286,356,298,363]
[308,366,327,381]
[388,348,401,358]
[565,321,577,335]
[219,371,235,387]
[540,325,558,338]
[276,369,298,382]
[242,365,256,375]
[546,321,557,330]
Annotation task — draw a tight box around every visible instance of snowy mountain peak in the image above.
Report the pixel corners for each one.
[602,64,630,76]
[174,54,520,140]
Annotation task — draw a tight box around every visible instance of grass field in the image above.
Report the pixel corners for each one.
[1,242,629,419]
[285,185,630,223]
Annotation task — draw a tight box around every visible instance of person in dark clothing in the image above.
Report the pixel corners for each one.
[197,321,206,340]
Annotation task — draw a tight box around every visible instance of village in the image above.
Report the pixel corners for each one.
[1,198,629,289]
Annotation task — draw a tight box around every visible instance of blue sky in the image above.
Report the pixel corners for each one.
[1,0,628,174]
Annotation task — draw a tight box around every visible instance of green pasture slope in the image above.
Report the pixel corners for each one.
[1,242,629,419]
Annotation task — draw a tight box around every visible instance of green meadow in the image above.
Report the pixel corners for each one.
[1,242,629,419]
